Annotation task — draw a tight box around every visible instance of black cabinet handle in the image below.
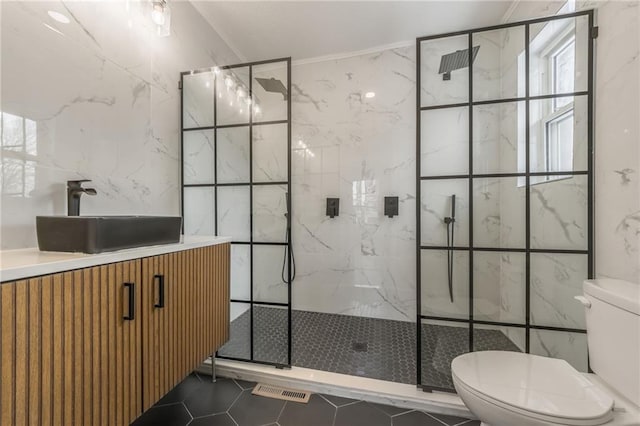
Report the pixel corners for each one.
[154,274,165,308]
[123,282,135,321]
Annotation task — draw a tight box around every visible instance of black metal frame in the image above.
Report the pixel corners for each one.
[180,57,293,368]
[416,10,595,390]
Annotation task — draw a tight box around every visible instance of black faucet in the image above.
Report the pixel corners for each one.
[67,180,97,216]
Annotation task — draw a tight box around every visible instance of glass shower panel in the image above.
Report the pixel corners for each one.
[183,187,215,236]
[183,130,215,185]
[530,174,587,250]
[252,62,288,123]
[217,186,250,241]
[182,57,292,368]
[230,244,251,301]
[421,319,469,389]
[529,15,589,97]
[420,35,470,107]
[217,127,250,184]
[472,26,525,102]
[253,184,287,243]
[253,123,288,182]
[218,302,251,360]
[182,71,215,129]
[530,329,588,372]
[420,107,469,176]
[253,244,288,304]
[253,304,288,365]
[216,67,251,126]
[473,324,525,353]
[417,11,593,391]
[420,179,469,247]
[420,250,469,319]
[473,177,525,249]
[473,251,526,324]
[529,95,588,174]
[530,253,588,329]
[472,102,525,175]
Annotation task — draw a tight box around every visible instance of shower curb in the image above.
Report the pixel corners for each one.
[197,358,475,419]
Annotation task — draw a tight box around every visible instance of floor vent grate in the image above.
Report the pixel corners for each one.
[252,383,311,403]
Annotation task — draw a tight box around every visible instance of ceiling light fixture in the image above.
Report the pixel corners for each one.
[151,0,171,37]
[365,92,376,99]
[47,11,70,24]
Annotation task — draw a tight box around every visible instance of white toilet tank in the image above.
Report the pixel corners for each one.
[582,279,640,407]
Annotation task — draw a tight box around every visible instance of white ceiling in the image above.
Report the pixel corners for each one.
[191,1,514,63]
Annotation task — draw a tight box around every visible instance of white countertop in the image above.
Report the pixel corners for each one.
[0,235,232,282]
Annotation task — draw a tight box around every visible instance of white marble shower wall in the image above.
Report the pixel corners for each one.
[498,0,640,371]
[0,1,239,249]
[290,46,417,322]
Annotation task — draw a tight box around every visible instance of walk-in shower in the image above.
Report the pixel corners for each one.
[180,8,595,395]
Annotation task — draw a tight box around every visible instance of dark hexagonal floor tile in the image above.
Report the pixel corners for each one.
[189,413,237,426]
[233,378,257,390]
[370,403,412,417]
[278,394,336,426]
[319,394,359,407]
[334,401,391,426]
[392,411,446,426]
[131,402,191,426]
[156,373,202,406]
[183,378,242,418]
[228,390,286,426]
[429,412,472,425]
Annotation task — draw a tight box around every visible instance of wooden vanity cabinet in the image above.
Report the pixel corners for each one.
[0,243,230,426]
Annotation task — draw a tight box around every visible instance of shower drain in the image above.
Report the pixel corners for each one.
[352,342,368,352]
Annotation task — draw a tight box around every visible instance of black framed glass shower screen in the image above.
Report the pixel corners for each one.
[180,57,293,368]
[416,10,594,391]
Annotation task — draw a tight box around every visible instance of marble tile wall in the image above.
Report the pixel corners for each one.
[500,0,639,371]
[505,0,639,283]
[587,0,640,284]
[290,46,417,322]
[0,0,239,249]
[288,0,639,331]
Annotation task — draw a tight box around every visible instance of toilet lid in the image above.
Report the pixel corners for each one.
[452,351,614,422]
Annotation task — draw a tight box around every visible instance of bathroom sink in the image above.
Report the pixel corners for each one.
[36,216,182,254]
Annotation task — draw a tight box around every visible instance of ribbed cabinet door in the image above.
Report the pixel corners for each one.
[0,259,142,426]
[141,253,183,411]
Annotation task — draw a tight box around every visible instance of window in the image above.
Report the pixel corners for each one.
[542,34,575,180]
[551,37,575,109]
[545,108,573,173]
[1,112,38,197]
[519,22,577,185]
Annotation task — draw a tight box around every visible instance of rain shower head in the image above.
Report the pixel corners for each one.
[255,77,288,100]
[438,46,480,80]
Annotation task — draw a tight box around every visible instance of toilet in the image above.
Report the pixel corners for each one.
[451,279,640,426]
